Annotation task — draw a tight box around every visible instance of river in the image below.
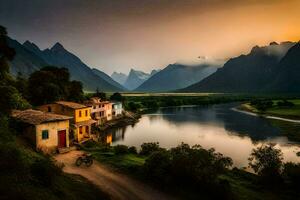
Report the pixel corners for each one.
[100,103,300,167]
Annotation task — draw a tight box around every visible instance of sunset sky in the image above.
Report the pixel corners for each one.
[0,0,299,74]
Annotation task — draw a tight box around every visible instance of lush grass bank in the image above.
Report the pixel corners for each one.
[240,100,300,120]
[83,141,300,200]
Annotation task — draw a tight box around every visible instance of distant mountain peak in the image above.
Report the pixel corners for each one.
[270,41,278,45]
[23,40,41,51]
[51,42,65,51]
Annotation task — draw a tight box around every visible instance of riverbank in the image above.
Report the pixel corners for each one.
[81,141,300,200]
[98,111,141,131]
[239,101,300,120]
[237,103,300,142]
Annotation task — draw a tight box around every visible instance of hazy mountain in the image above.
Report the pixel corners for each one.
[19,40,124,92]
[267,42,300,92]
[111,72,128,85]
[135,64,218,92]
[92,68,126,90]
[7,38,48,76]
[123,69,151,90]
[181,42,296,93]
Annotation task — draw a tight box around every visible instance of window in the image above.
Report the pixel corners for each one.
[85,110,88,116]
[42,130,49,140]
[93,105,96,109]
[85,126,89,134]
[79,127,83,134]
[47,106,51,112]
[79,111,82,117]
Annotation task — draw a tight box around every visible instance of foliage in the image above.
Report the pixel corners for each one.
[28,66,84,105]
[94,88,107,100]
[250,99,274,112]
[139,142,161,155]
[126,101,141,112]
[143,143,233,198]
[276,100,295,107]
[128,146,137,154]
[110,92,123,102]
[0,85,31,115]
[248,144,283,184]
[0,25,15,82]
[113,144,128,155]
[68,80,84,102]
[282,162,300,186]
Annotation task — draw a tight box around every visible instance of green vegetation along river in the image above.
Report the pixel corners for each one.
[99,103,300,168]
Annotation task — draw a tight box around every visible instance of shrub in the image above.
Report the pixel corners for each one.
[114,145,128,155]
[143,149,171,183]
[283,162,300,186]
[128,146,137,154]
[140,142,160,155]
[248,144,283,184]
[30,157,61,186]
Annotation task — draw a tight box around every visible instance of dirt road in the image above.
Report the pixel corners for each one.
[54,151,175,200]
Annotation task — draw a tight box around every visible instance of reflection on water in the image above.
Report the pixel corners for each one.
[97,103,300,167]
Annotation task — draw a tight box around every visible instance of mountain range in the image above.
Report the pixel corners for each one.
[7,38,124,92]
[135,63,218,92]
[181,41,299,93]
[111,72,128,85]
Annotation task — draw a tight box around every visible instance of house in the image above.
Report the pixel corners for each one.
[84,97,113,125]
[38,101,96,143]
[12,109,72,153]
[112,101,123,117]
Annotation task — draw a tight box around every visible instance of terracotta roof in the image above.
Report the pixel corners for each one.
[56,101,88,109]
[84,98,111,106]
[12,109,72,125]
[74,119,97,127]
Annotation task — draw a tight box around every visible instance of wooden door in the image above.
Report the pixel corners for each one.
[58,130,66,148]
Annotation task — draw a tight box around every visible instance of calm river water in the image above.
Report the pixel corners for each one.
[100,103,300,167]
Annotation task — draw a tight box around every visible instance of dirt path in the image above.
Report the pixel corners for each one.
[54,150,175,200]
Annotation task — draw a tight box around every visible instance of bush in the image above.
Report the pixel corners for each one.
[283,162,300,186]
[140,142,160,155]
[114,145,128,155]
[128,146,137,154]
[30,157,61,186]
[277,100,295,107]
[143,149,171,183]
[248,144,283,185]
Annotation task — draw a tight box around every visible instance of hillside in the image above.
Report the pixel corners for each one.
[7,38,48,76]
[181,42,296,93]
[9,39,123,92]
[135,63,217,92]
[111,72,128,85]
[267,42,300,92]
[92,68,126,90]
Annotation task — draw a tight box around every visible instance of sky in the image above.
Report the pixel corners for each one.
[0,0,300,75]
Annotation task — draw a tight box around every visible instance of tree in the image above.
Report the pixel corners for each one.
[110,92,123,102]
[0,25,15,83]
[68,80,84,102]
[248,144,283,184]
[94,88,107,100]
[28,66,84,105]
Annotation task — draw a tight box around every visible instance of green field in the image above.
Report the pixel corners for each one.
[241,99,300,120]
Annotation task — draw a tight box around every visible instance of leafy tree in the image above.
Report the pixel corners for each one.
[0,25,15,83]
[94,88,107,100]
[110,92,123,102]
[140,142,161,155]
[28,66,84,105]
[68,80,84,102]
[248,144,283,184]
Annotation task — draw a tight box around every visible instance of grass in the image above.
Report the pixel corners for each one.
[91,151,146,174]
[241,99,300,120]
